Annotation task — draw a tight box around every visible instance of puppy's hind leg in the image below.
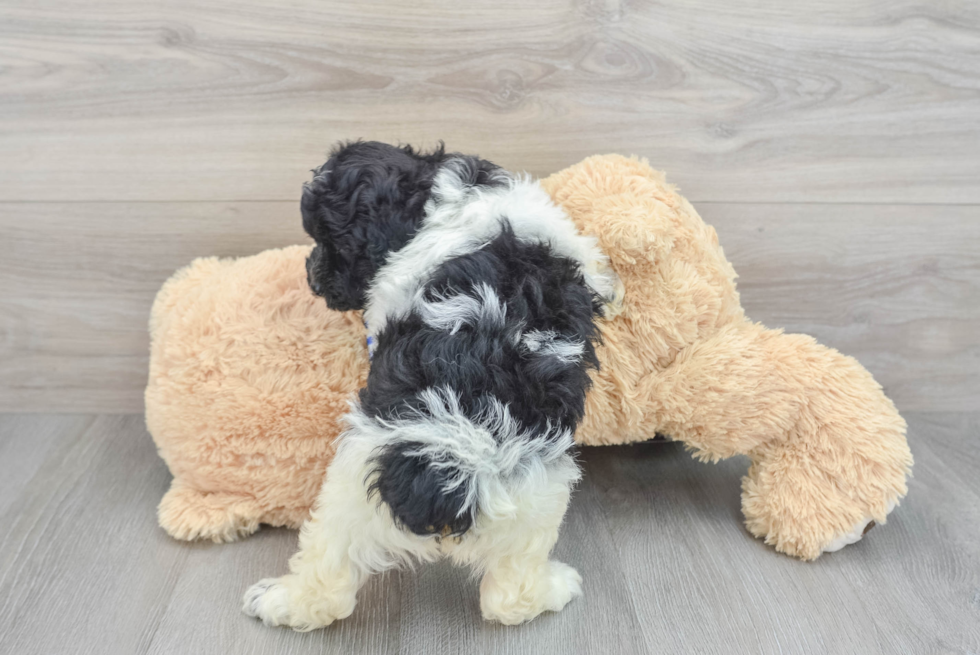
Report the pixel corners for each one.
[243,438,428,631]
[464,456,583,625]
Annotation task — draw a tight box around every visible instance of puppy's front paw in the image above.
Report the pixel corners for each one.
[480,561,583,625]
[243,578,292,628]
[541,561,583,612]
[243,574,354,631]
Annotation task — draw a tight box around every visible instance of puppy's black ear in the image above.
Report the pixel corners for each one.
[302,141,447,311]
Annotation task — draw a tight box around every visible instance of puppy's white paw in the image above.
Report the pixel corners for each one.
[243,574,355,631]
[243,578,292,627]
[481,561,583,625]
[541,561,583,613]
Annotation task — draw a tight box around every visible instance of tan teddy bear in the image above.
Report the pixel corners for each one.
[147,154,912,561]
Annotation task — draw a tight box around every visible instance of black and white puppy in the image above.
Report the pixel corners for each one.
[244,141,618,628]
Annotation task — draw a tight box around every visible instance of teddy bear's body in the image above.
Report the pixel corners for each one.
[148,155,911,560]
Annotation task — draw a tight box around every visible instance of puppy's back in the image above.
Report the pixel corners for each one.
[356,227,603,536]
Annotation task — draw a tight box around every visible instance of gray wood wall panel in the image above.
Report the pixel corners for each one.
[0,1,978,204]
[1,0,978,412]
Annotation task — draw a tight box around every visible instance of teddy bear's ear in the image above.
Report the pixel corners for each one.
[541,154,678,267]
[585,197,676,268]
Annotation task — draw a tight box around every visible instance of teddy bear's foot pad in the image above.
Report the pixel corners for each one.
[821,499,896,554]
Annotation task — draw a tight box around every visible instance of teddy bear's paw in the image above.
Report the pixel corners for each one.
[822,497,898,554]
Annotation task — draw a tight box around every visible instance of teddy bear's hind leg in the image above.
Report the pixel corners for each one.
[158,481,264,543]
[640,321,912,560]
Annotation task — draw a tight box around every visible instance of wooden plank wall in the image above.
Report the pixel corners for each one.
[1,0,978,412]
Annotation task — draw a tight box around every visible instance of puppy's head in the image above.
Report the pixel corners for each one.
[302,141,447,311]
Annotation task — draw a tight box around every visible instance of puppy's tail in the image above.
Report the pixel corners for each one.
[371,443,473,537]
[353,388,577,538]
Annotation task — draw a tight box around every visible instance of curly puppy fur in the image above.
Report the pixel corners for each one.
[244,142,617,628]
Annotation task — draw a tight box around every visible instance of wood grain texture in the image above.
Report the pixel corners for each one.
[0,412,976,655]
[0,1,978,203]
[1,201,976,413]
[1,0,978,412]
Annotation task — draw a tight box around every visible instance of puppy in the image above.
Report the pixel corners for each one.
[243,141,617,628]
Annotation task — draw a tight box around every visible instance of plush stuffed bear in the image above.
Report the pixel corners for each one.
[147,154,912,561]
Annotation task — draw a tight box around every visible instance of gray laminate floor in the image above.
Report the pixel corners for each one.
[0,413,977,654]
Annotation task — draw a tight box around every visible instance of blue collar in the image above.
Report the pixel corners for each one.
[364,320,376,360]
